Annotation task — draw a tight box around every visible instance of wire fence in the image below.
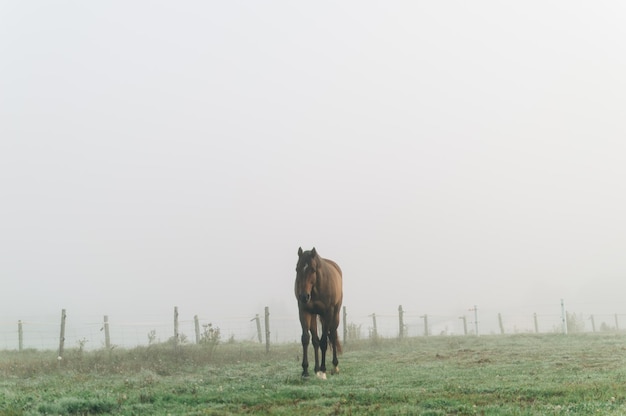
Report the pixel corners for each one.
[0,313,301,352]
[1,303,625,352]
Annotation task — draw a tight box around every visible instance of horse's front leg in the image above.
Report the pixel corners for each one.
[316,316,329,379]
[318,328,328,379]
[310,315,321,375]
[299,311,312,378]
[300,331,310,378]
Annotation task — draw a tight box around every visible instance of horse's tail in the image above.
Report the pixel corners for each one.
[334,338,342,354]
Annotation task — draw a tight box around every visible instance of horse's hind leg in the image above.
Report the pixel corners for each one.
[330,309,341,374]
[318,323,329,379]
[329,327,339,374]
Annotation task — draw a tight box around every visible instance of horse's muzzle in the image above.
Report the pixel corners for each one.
[299,293,311,303]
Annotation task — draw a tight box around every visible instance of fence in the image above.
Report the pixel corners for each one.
[2,301,625,354]
[0,307,302,353]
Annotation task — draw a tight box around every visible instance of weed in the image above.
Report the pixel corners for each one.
[147,329,157,345]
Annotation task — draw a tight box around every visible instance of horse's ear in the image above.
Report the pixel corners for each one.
[298,247,303,256]
[311,247,317,257]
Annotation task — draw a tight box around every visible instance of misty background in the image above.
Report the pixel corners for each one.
[2,2,626,345]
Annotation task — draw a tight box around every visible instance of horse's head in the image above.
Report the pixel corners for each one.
[295,247,320,304]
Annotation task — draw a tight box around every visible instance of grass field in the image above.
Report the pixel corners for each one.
[1,333,626,415]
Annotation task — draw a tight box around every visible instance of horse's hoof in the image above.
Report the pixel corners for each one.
[316,371,327,380]
[331,366,339,375]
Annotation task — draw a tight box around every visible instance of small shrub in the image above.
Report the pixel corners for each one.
[200,323,221,354]
[567,312,586,334]
[166,333,188,346]
[347,322,362,341]
[600,322,614,332]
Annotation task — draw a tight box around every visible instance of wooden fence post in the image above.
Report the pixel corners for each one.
[615,314,620,331]
[174,306,179,348]
[471,305,479,336]
[590,315,596,332]
[534,313,539,333]
[18,320,23,352]
[370,313,378,339]
[103,315,111,349]
[194,315,200,344]
[58,309,66,365]
[560,299,567,335]
[264,307,270,353]
[421,314,429,336]
[342,306,347,346]
[498,313,505,335]
[398,305,404,339]
[459,316,467,336]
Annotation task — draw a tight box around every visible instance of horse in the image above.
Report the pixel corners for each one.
[294,247,343,379]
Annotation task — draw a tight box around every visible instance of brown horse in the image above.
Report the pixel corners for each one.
[294,247,343,379]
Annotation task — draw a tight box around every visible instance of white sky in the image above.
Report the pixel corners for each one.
[2,2,626,337]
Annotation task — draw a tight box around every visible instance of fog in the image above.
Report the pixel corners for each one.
[2,2,626,342]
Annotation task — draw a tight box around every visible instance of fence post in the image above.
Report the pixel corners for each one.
[398,305,404,339]
[534,313,539,333]
[58,309,66,365]
[371,313,378,339]
[103,315,111,349]
[615,314,620,331]
[498,313,504,335]
[194,315,200,344]
[560,299,567,335]
[342,306,347,346]
[174,306,179,348]
[264,307,270,352]
[459,316,467,336]
[251,314,262,344]
[470,305,479,336]
[421,314,429,336]
[18,320,23,352]
[590,315,596,332]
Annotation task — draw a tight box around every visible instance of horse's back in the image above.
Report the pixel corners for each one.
[321,257,342,306]
[323,258,342,278]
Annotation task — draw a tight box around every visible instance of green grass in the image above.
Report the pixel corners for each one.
[1,334,626,415]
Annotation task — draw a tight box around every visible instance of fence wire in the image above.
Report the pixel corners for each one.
[2,306,626,351]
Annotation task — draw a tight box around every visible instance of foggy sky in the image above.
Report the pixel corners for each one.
[2,2,626,337]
